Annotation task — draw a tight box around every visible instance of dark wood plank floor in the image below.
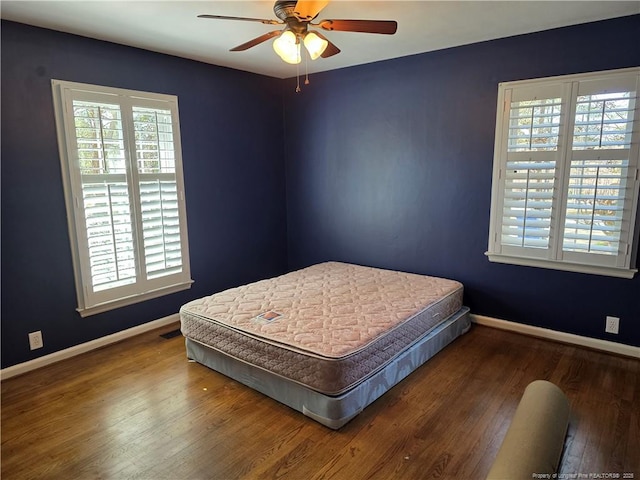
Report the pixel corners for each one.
[2,323,639,479]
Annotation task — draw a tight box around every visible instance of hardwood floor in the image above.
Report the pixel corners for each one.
[2,323,639,480]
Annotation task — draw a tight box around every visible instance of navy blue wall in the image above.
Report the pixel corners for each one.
[3,16,640,370]
[1,21,288,368]
[284,15,640,347]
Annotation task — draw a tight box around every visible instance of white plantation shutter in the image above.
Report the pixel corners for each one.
[563,157,631,258]
[562,78,637,268]
[500,92,563,253]
[487,68,640,278]
[501,157,556,250]
[83,180,136,291]
[131,106,185,280]
[73,100,137,292]
[140,180,183,278]
[53,81,192,316]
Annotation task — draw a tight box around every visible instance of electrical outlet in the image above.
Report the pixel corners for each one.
[605,316,619,334]
[28,331,43,350]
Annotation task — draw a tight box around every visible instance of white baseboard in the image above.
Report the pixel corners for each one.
[3,313,636,381]
[471,314,640,359]
[0,314,180,381]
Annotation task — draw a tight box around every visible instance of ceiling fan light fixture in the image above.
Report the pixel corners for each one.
[303,32,328,60]
[273,30,301,64]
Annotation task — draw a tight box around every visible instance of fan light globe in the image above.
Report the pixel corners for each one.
[303,32,328,60]
[273,31,300,64]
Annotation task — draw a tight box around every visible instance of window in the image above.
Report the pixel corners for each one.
[52,80,192,316]
[486,68,640,278]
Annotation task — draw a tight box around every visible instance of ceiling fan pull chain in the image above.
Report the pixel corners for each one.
[296,61,301,92]
[304,49,310,86]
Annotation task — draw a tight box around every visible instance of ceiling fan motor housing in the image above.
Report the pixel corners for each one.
[274,0,309,34]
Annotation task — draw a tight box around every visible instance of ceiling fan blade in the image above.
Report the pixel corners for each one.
[230,30,282,52]
[314,32,341,58]
[197,14,281,26]
[317,19,397,35]
[293,0,330,21]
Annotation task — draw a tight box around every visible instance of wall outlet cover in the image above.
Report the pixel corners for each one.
[28,331,43,350]
[605,316,620,334]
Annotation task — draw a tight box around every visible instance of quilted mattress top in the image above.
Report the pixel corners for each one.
[180,262,463,359]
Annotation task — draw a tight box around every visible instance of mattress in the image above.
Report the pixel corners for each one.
[180,262,464,396]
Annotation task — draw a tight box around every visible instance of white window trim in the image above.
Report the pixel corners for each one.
[52,80,193,317]
[486,67,640,279]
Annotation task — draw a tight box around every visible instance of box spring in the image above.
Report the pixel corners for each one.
[185,307,470,429]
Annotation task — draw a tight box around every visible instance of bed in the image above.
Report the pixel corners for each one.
[180,262,470,429]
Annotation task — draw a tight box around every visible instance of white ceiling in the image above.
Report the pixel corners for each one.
[2,1,639,79]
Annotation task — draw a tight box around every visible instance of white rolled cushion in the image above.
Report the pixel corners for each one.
[486,380,570,480]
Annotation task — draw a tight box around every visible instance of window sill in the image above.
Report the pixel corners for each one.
[485,253,637,279]
[77,280,194,317]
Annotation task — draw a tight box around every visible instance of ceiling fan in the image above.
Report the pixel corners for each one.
[198,0,398,65]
